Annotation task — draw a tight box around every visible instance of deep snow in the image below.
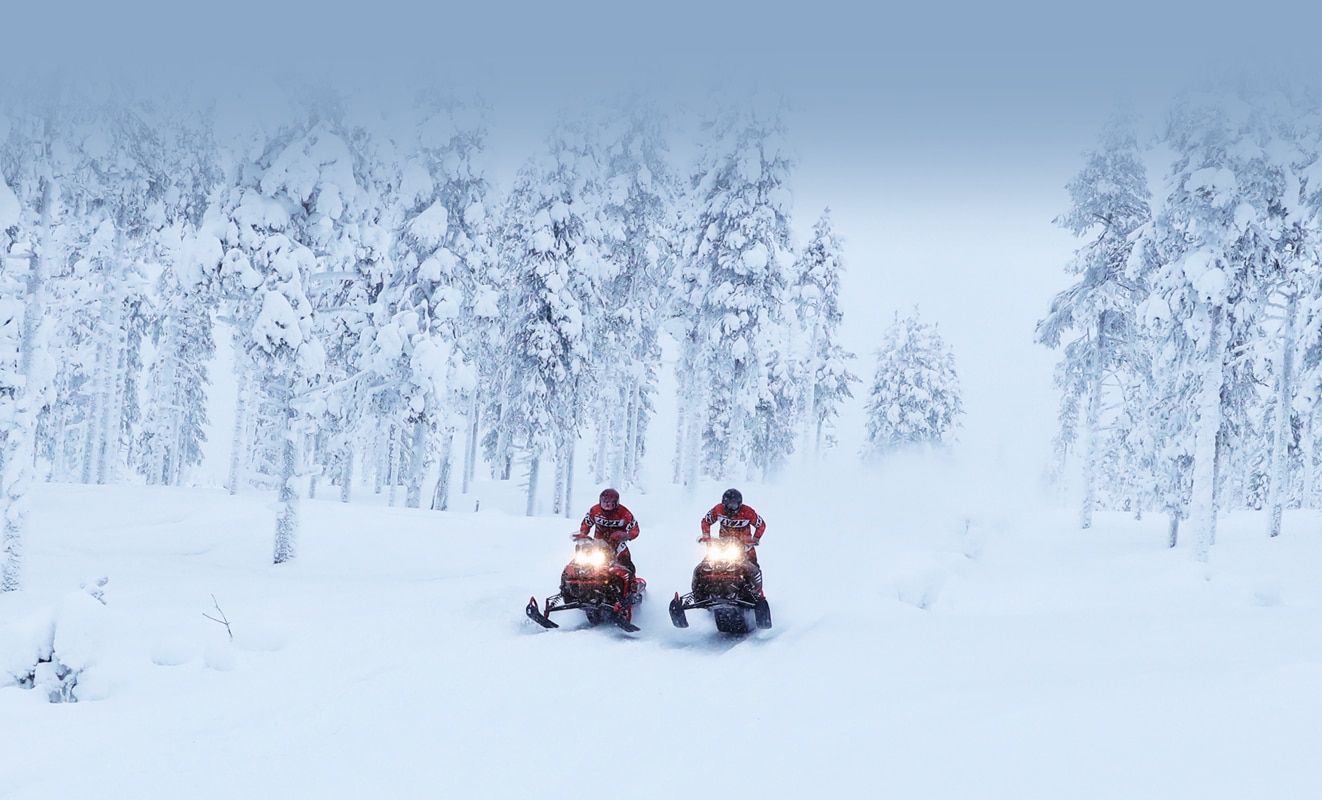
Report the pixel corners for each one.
[4,451,1321,800]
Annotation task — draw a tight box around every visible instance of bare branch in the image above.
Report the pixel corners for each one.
[202,594,233,640]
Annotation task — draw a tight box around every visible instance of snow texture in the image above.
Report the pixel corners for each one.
[3,466,1322,797]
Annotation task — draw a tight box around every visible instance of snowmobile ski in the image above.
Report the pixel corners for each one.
[525,596,560,629]
[669,592,690,628]
[610,609,641,633]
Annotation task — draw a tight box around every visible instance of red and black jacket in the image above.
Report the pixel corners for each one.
[700,504,766,543]
[581,504,639,544]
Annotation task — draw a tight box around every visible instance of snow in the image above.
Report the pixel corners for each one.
[1187,166,1237,206]
[4,452,1322,798]
[251,289,304,352]
[0,175,19,231]
[408,201,449,248]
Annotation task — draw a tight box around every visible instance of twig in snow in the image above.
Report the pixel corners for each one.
[202,594,233,640]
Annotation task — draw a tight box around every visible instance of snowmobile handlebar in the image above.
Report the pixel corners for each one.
[698,534,757,547]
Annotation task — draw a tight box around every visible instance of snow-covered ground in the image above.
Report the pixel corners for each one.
[4,454,1321,799]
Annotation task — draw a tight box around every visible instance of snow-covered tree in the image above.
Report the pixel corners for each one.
[862,309,964,457]
[291,101,397,507]
[673,100,797,482]
[1294,96,1322,514]
[49,98,175,487]
[1,101,77,589]
[589,104,679,489]
[489,119,603,515]
[787,209,858,462]
[136,106,221,487]
[386,95,499,510]
[0,155,32,592]
[1037,112,1152,528]
[1133,88,1307,559]
[198,98,329,563]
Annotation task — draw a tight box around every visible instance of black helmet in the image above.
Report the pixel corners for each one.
[721,488,743,514]
[600,488,620,506]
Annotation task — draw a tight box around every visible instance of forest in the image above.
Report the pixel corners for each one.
[0,86,881,589]
[6,77,1319,594]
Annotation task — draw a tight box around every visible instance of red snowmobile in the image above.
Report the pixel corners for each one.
[526,535,646,632]
[669,536,772,635]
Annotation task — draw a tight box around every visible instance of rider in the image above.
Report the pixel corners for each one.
[578,488,639,577]
[700,488,766,594]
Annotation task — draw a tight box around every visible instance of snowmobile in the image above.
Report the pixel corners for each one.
[668,536,772,635]
[526,535,646,632]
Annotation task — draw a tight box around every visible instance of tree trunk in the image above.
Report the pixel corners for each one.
[552,437,567,517]
[273,374,299,565]
[1267,292,1297,538]
[307,430,323,500]
[339,442,353,504]
[374,421,389,495]
[672,395,687,485]
[387,424,400,508]
[1189,304,1223,562]
[150,314,178,486]
[82,341,103,485]
[99,299,128,486]
[564,439,576,519]
[228,366,249,496]
[431,426,453,511]
[525,455,540,517]
[625,382,641,486]
[404,415,425,507]
[1080,312,1107,529]
[802,314,822,465]
[462,393,478,495]
[1305,401,1317,510]
[594,401,610,486]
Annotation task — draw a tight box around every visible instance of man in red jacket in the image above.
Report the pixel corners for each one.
[700,487,766,565]
[699,488,766,598]
[578,488,639,577]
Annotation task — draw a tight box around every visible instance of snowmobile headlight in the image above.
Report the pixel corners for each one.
[574,548,607,568]
[705,540,743,563]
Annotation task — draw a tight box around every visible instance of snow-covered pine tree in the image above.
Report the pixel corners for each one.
[1036,112,1152,528]
[1295,95,1322,514]
[0,100,65,591]
[136,105,221,486]
[674,100,797,482]
[198,98,327,563]
[788,208,858,463]
[61,98,171,487]
[0,145,32,592]
[749,339,798,481]
[1133,88,1304,559]
[0,98,94,485]
[387,95,499,510]
[861,309,964,458]
[290,100,397,506]
[1256,102,1314,538]
[489,119,603,515]
[590,104,679,489]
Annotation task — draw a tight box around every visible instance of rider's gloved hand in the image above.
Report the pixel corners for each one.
[572,532,589,540]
